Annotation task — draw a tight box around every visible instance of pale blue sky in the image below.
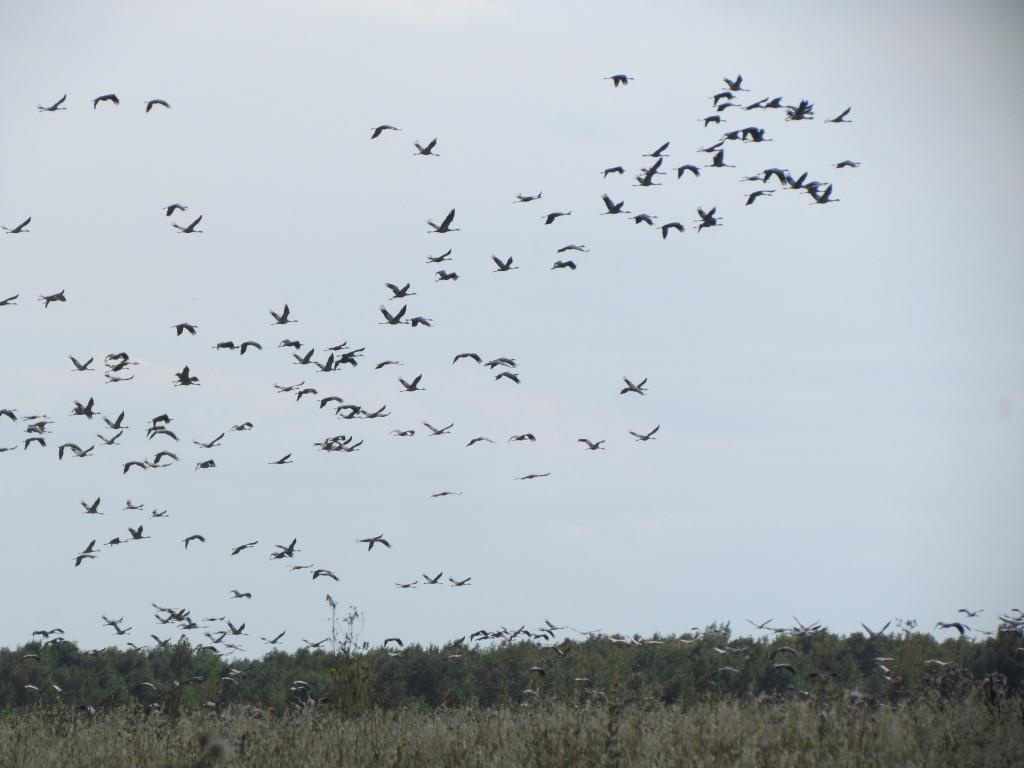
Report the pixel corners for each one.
[0,0,1022,652]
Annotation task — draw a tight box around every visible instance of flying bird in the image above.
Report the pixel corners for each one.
[93,93,119,109]
[371,124,400,138]
[2,217,31,234]
[145,99,170,112]
[172,215,203,234]
[37,94,67,112]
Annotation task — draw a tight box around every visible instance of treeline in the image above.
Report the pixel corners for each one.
[1,625,1021,714]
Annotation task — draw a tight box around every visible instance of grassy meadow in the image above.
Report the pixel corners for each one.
[1,698,1021,768]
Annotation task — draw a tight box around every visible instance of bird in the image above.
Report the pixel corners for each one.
[860,622,891,639]
[371,124,400,138]
[449,577,472,586]
[427,209,458,234]
[826,107,852,123]
[552,260,577,270]
[660,222,684,239]
[495,372,520,383]
[93,93,119,109]
[543,211,571,225]
[515,191,542,203]
[270,304,295,324]
[834,160,861,169]
[427,249,452,263]
[620,377,647,395]
[145,99,170,112]
[69,356,94,371]
[958,608,983,618]
[633,213,656,226]
[195,459,215,470]
[557,244,588,253]
[517,472,550,480]
[809,184,840,205]
[380,304,408,325]
[936,621,970,636]
[127,526,149,541]
[604,74,633,87]
[312,569,339,581]
[723,74,746,91]
[745,190,774,206]
[644,141,670,158]
[231,541,258,556]
[356,534,391,551]
[3,217,31,234]
[432,490,462,498]
[629,425,659,441]
[696,207,720,232]
[399,374,424,392]
[492,256,517,272]
[395,581,417,589]
[173,215,203,234]
[193,434,225,449]
[173,365,199,386]
[239,341,262,355]
[80,498,102,515]
[601,194,628,215]
[183,535,206,549]
[466,436,493,446]
[0,295,17,306]
[385,282,415,299]
[37,94,67,112]
[262,631,286,645]
[164,204,188,217]
[509,433,536,442]
[39,290,66,307]
[453,352,482,364]
[174,323,198,336]
[602,166,625,177]
[423,572,443,585]
[423,422,453,436]
[414,138,439,156]
[577,438,605,450]
[269,454,292,465]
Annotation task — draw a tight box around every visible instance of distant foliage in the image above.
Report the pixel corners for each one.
[1,626,1021,714]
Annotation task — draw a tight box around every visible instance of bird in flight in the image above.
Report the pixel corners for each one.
[93,93,119,109]
[826,107,852,123]
[543,211,571,225]
[514,191,542,203]
[620,377,647,395]
[414,138,439,156]
[629,425,659,441]
[270,304,295,324]
[371,125,400,139]
[145,99,171,112]
[2,217,31,234]
[356,534,391,551]
[604,74,633,87]
[37,94,67,112]
[577,438,605,450]
[172,215,203,234]
[427,209,458,233]
[399,374,424,392]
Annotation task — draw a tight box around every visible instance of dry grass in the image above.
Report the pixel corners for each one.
[1,698,1021,767]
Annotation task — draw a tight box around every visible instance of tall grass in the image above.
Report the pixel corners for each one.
[1,698,1020,767]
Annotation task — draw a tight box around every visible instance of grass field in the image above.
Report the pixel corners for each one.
[1,698,1021,767]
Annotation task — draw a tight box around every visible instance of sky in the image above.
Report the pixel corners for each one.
[0,0,1022,654]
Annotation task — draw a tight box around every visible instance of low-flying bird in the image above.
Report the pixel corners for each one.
[629,425,660,441]
[414,138,439,156]
[3,216,31,234]
[93,93,119,109]
[38,94,67,112]
[427,209,458,233]
[936,621,970,636]
[262,631,286,645]
[172,215,203,234]
[371,124,400,139]
[145,99,170,112]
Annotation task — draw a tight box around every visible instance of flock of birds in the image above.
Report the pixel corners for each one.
[14,72,1007,693]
